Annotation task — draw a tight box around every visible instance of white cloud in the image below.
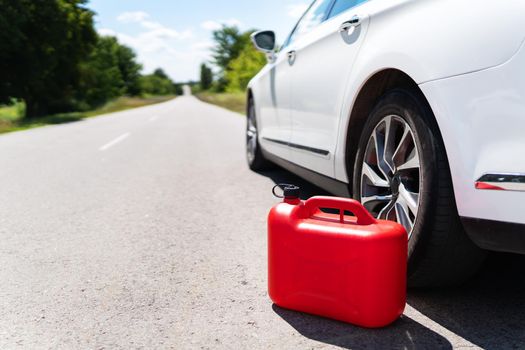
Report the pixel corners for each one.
[101,28,207,81]
[191,41,214,51]
[106,29,189,55]
[201,20,221,31]
[98,28,117,37]
[115,11,191,41]
[140,20,163,30]
[117,11,150,23]
[287,4,309,19]
[98,12,198,81]
[200,18,243,31]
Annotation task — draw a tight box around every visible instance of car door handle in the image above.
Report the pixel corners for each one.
[287,50,296,66]
[339,15,361,32]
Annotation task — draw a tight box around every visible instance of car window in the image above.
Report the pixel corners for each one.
[328,0,369,19]
[287,0,334,45]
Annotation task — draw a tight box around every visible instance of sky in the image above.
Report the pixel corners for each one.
[89,0,311,82]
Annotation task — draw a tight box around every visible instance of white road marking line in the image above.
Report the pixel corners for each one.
[149,115,159,122]
[99,132,130,151]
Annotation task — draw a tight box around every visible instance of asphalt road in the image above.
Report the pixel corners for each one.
[1,96,524,349]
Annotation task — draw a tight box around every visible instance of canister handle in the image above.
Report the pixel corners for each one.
[304,196,377,225]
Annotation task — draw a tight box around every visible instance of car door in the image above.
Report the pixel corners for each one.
[288,0,371,177]
[258,0,335,162]
[257,48,293,161]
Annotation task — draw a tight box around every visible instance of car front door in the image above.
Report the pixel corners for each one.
[256,50,294,161]
[288,0,371,177]
[258,0,335,162]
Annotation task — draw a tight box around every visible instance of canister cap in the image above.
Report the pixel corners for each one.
[283,185,300,198]
[272,184,301,199]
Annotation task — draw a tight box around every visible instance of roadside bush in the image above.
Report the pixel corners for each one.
[139,69,176,96]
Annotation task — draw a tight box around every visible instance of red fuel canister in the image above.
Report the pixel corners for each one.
[268,185,407,328]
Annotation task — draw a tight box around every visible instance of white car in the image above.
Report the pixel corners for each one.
[247,0,525,286]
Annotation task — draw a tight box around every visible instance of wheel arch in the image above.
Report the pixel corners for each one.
[344,68,445,195]
[246,88,254,116]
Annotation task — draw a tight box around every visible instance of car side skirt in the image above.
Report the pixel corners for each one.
[262,137,330,157]
[261,148,351,197]
[461,217,525,254]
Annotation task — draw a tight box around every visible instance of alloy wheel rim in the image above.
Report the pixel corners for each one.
[360,115,421,237]
[246,104,257,164]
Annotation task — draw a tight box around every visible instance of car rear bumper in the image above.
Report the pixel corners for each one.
[420,40,525,226]
[461,217,525,254]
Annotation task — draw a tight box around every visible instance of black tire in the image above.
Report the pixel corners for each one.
[246,98,272,171]
[353,89,486,287]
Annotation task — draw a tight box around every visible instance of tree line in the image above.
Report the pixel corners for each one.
[0,0,180,119]
[199,26,267,93]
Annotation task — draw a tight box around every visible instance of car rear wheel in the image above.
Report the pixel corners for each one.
[246,98,271,171]
[353,89,486,287]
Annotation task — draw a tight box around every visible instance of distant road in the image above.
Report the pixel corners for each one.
[0,96,523,349]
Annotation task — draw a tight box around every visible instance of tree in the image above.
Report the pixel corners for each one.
[77,35,143,109]
[116,44,142,96]
[173,84,184,96]
[200,63,213,90]
[153,68,169,80]
[210,25,261,91]
[211,25,252,74]
[77,36,124,108]
[225,45,266,92]
[0,0,97,118]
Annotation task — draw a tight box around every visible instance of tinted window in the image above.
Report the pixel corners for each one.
[288,0,334,44]
[328,0,368,19]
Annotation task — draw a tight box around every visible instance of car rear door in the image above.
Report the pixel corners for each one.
[288,0,371,177]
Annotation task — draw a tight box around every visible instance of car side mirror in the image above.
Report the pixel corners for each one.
[251,30,276,62]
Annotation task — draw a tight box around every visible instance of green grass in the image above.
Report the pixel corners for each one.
[0,95,175,134]
[196,91,246,114]
[0,102,24,121]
